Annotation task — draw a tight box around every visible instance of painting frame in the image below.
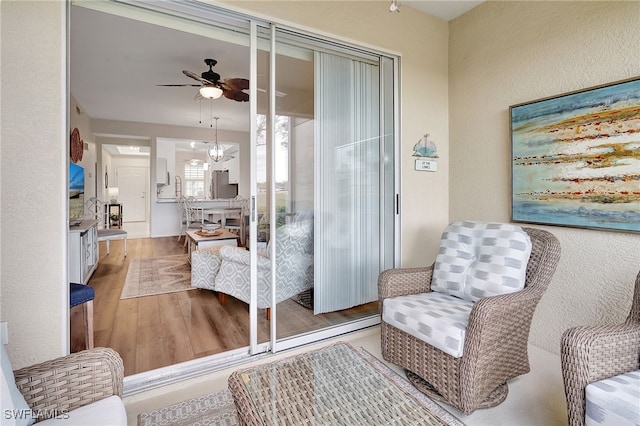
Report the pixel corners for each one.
[510,76,640,233]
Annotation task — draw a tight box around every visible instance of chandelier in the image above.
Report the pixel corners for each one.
[208,117,224,162]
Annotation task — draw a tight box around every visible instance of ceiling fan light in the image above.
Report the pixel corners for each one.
[199,85,223,99]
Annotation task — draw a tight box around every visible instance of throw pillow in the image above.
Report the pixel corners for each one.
[431,221,532,302]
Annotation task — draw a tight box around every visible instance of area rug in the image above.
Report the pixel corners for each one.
[292,288,313,309]
[121,255,193,299]
[138,390,237,426]
[137,347,464,426]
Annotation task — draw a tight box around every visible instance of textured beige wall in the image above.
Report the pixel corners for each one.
[224,1,452,265]
[1,0,68,367]
[449,1,640,353]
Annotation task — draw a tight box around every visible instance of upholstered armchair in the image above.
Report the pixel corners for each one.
[379,221,561,415]
[191,246,223,291]
[561,271,640,426]
[3,346,126,425]
[215,220,314,319]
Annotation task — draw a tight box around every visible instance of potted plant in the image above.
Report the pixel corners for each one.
[109,213,122,227]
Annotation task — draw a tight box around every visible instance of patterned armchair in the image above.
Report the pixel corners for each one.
[191,247,223,291]
[379,221,561,415]
[215,220,314,319]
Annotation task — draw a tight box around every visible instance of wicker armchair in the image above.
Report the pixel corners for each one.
[13,347,125,423]
[560,271,640,426]
[379,226,561,415]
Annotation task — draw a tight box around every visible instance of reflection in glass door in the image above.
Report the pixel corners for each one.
[257,28,397,352]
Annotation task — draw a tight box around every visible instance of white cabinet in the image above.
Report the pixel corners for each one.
[157,157,169,185]
[227,156,240,184]
[69,220,98,284]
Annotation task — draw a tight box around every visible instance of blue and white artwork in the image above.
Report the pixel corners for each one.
[511,77,640,233]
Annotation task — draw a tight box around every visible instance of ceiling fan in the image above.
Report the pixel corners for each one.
[158,59,249,102]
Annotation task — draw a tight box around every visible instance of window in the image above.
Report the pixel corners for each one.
[184,162,205,198]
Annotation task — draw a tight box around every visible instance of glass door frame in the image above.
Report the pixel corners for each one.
[259,24,401,354]
[71,0,400,394]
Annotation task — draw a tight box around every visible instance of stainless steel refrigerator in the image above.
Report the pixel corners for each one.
[210,170,238,199]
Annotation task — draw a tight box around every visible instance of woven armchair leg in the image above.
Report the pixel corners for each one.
[407,370,508,415]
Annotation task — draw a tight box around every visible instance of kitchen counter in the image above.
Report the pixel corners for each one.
[152,198,243,238]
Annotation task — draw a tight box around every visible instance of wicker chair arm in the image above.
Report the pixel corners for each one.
[13,347,124,417]
[378,266,434,303]
[560,323,640,426]
[460,289,544,397]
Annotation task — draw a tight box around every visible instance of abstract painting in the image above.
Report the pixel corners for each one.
[510,77,640,233]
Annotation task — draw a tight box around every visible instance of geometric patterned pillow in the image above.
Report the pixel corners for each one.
[431,221,532,302]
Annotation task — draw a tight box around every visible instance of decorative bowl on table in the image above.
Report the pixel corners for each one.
[199,224,222,236]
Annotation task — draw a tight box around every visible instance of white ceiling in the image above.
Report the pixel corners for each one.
[70,2,482,136]
[403,1,484,21]
[71,5,253,133]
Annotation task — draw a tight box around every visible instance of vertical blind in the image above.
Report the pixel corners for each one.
[314,52,381,314]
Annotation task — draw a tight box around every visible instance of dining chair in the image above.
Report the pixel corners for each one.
[224,196,249,246]
[179,196,214,246]
[85,197,127,256]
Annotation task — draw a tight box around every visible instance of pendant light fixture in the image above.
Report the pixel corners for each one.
[208,116,225,162]
[389,0,400,12]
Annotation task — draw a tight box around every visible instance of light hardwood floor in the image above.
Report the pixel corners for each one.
[70,236,378,376]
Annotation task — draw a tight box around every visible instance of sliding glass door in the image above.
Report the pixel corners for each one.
[256,27,397,352]
[71,0,397,388]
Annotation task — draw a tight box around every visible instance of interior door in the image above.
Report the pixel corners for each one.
[116,166,148,222]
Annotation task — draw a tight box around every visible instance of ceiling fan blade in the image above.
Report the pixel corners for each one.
[221,78,249,91]
[220,78,250,102]
[222,90,249,102]
[183,70,215,85]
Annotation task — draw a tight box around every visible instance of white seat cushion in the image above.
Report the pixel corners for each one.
[1,344,35,426]
[585,370,640,426]
[432,221,532,302]
[382,292,474,358]
[37,396,126,426]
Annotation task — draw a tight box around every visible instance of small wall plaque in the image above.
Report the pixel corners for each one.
[415,159,437,172]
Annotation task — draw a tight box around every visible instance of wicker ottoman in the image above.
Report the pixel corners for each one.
[227,342,463,425]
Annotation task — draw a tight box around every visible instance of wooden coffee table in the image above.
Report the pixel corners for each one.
[185,229,238,262]
[228,342,463,425]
